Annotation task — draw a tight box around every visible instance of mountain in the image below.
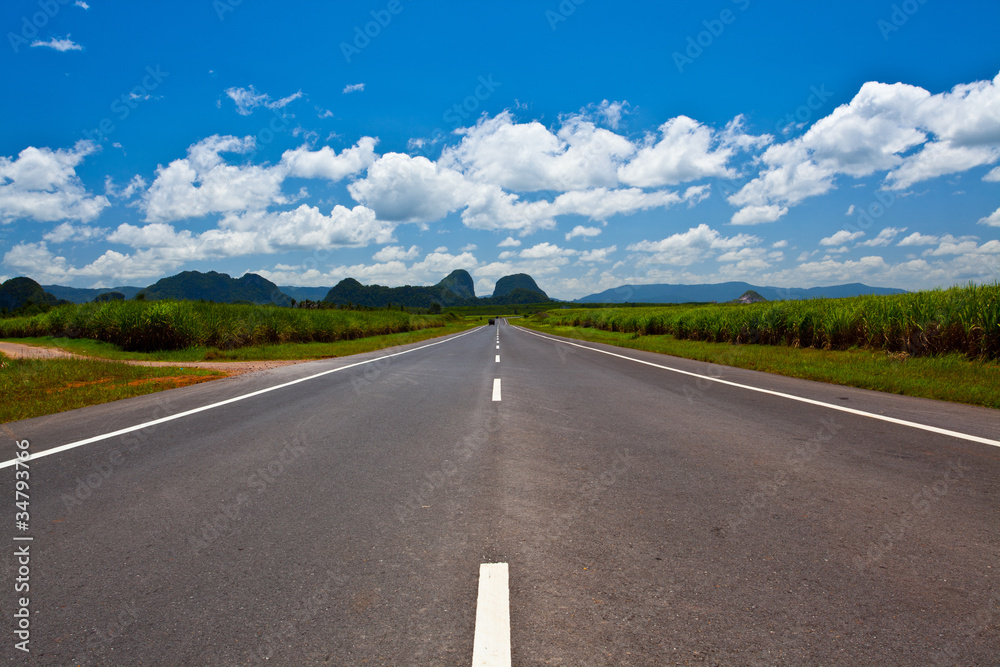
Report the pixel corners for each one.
[139,271,292,305]
[438,269,477,300]
[734,290,767,304]
[0,277,68,312]
[576,282,907,303]
[42,284,144,303]
[492,273,547,300]
[323,270,552,308]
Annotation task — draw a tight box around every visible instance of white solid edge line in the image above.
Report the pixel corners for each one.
[515,326,1000,449]
[492,378,502,402]
[0,326,487,470]
[471,562,511,667]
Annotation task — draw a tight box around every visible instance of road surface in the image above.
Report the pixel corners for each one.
[2,321,999,665]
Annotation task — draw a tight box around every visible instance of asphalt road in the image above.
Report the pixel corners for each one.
[2,321,999,665]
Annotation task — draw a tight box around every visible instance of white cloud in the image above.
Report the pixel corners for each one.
[520,242,576,261]
[280,137,377,181]
[820,230,865,246]
[859,226,906,247]
[441,111,635,192]
[0,141,109,223]
[619,115,768,188]
[846,205,856,216]
[497,236,520,247]
[731,204,788,225]
[627,224,760,266]
[772,240,788,248]
[730,72,1000,222]
[225,85,303,115]
[578,245,616,263]
[595,100,628,130]
[142,135,288,222]
[898,232,940,246]
[343,83,365,94]
[104,174,147,200]
[75,1,90,8]
[221,205,395,249]
[566,225,602,240]
[348,153,470,223]
[373,245,420,262]
[31,36,82,51]
[985,166,1000,182]
[977,207,1000,227]
[43,222,106,244]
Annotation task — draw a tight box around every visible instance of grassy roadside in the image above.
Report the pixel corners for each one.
[1,319,486,422]
[519,320,1000,410]
[0,352,224,423]
[0,318,484,362]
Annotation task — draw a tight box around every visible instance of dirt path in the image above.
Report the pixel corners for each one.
[0,341,309,377]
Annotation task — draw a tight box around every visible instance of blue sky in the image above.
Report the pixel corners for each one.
[1,0,999,298]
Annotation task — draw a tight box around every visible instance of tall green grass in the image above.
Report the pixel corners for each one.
[538,283,1000,360]
[0,301,451,352]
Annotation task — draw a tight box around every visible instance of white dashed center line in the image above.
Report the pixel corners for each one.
[495,355,500,363]
[492,378,502,401]
[472,562,511,666]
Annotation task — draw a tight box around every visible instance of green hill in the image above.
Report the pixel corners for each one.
[323,270,551,309]
[138,271,292,305]
[492,273,546,299]
[0,277,68,314]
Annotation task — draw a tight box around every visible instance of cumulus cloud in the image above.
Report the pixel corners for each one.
[820,230,865,246]
[348,153,470,223]
[43,222,106,244]
[280,137,378,181]
[859,226,907,247]
[0,141,109,223]
[566,225,602,240]
[497,236,520,247]
[730,72,1000,222]
[977,206,1000,227]
[619,115,768,188]
[442,112,635,192]
[898,232,941,246]
[627,224,761,266]
[343,83,365,94]
[141,135,288,222]
[373,244,420,262]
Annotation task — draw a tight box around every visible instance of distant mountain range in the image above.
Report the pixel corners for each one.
[322,270,549,307]
[576,282,907,303]
[21,269,552,310]
[14,273,909,311]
